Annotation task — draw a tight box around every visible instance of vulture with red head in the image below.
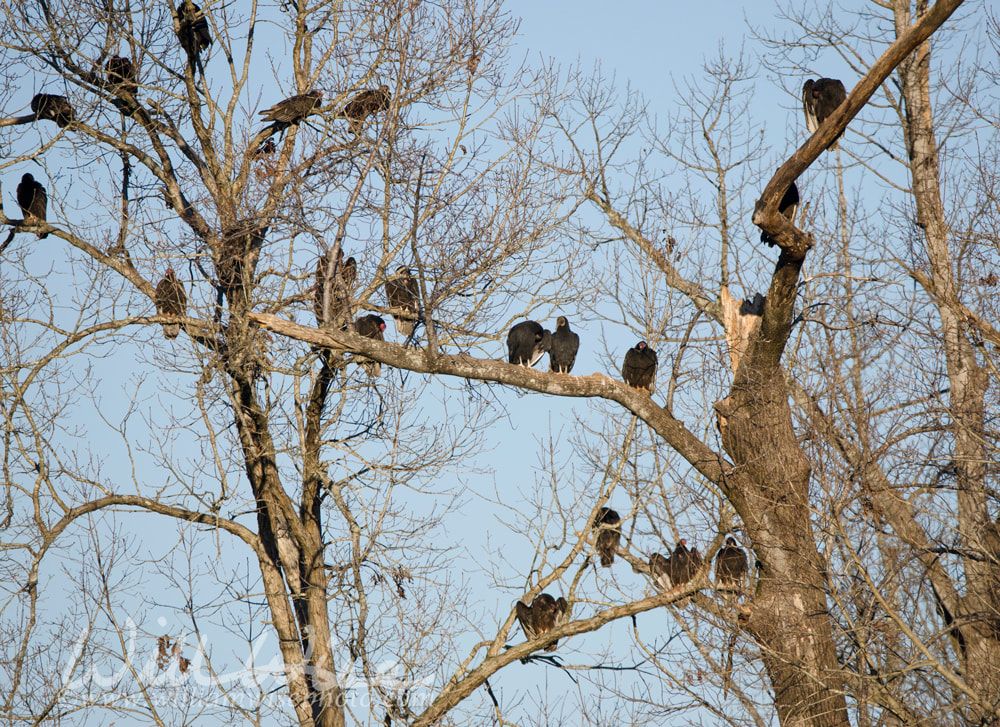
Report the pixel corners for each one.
[154,269,187,339]
[16,173,48,238]
[803,78,847,150]
[715,536,748,589]
[515,593,568,652]
[549,316,579,373]
[669,539,703,587]
[507,321,551,367]
[622,341,657,391]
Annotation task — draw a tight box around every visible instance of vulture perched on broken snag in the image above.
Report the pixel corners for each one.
[353,315,386,377]
[549,315,579,373]
[175,1,212,58]
[803,78,847,150]
[155,269,187,339]
[31,93,75,127]
[593,507,621,567]
[507,320,551,367]
[622,341,657,391]
[16,174,48,238]
[715,536,748,590]
[515,594,568,651]
[760,181,799,246]
[385,266,419,337]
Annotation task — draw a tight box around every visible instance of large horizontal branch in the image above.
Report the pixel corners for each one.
[412,589,692,727]
[250,312,733,486]
[754,0,965,256]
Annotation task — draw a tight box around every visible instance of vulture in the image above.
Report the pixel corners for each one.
[621,341,657,391]
[175,1,212,58]
[384,266,419,337]
[313,249,357,325]
[515,593,568,652]
[549,315,579,373]
[507,320,551,367]
[669,539,703,588]
[592,507,621,567]
[715,536,748,590]
[649,552,672,591]
[16,173,48,238]
[340,85,390,132]
[154,268,187,339]
[760,181,800,246]
[353,314,386,377]
[802,78,847,150]
[105,55,137,95]
[259,90,323,128]
[30,93,75,127]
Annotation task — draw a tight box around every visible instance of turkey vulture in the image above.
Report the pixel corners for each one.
[260,90,323,128]
[715,536,748,589]
[621,341,657,391]
[154,268,187,339]
[384,266,419,337]
[515,593,568,652]
[340,85,390,133]
[549,316,579,373]
[760,181,799,246]
[175,1,212,58]
[105,56,137,95]
[30,93,75,127]
[649,552,672,591]
[593,507,621,567]
[16,173,48,238]
[353,314,386,377]
[313,249,356,325]
[669,539,703,587]
[507,321,551,367]
[802,78,847,150]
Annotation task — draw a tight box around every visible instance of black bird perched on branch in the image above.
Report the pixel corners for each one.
[649,552,672,591]
[353,315,386,377]
[16,173,48,238]
[669,539,703,587]
[802,78,847,150]
[154,269,187,339]
[105,56,137,95]
[549,315,579,373]
[507,321,551,367]
[175,1,212,59]
[592,507,621,567]
[760,181,800,247]
[314,249,356,326]
[385,266,419,337]
[339,85,390,133]
[30,93,75,127]
[622,341,657,391]
[715,536,748,590]
[260,90,323,128]
[515,594,568,652]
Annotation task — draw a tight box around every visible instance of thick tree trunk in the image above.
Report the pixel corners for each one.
[894,0,1000,715]
[718,254,851,727]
